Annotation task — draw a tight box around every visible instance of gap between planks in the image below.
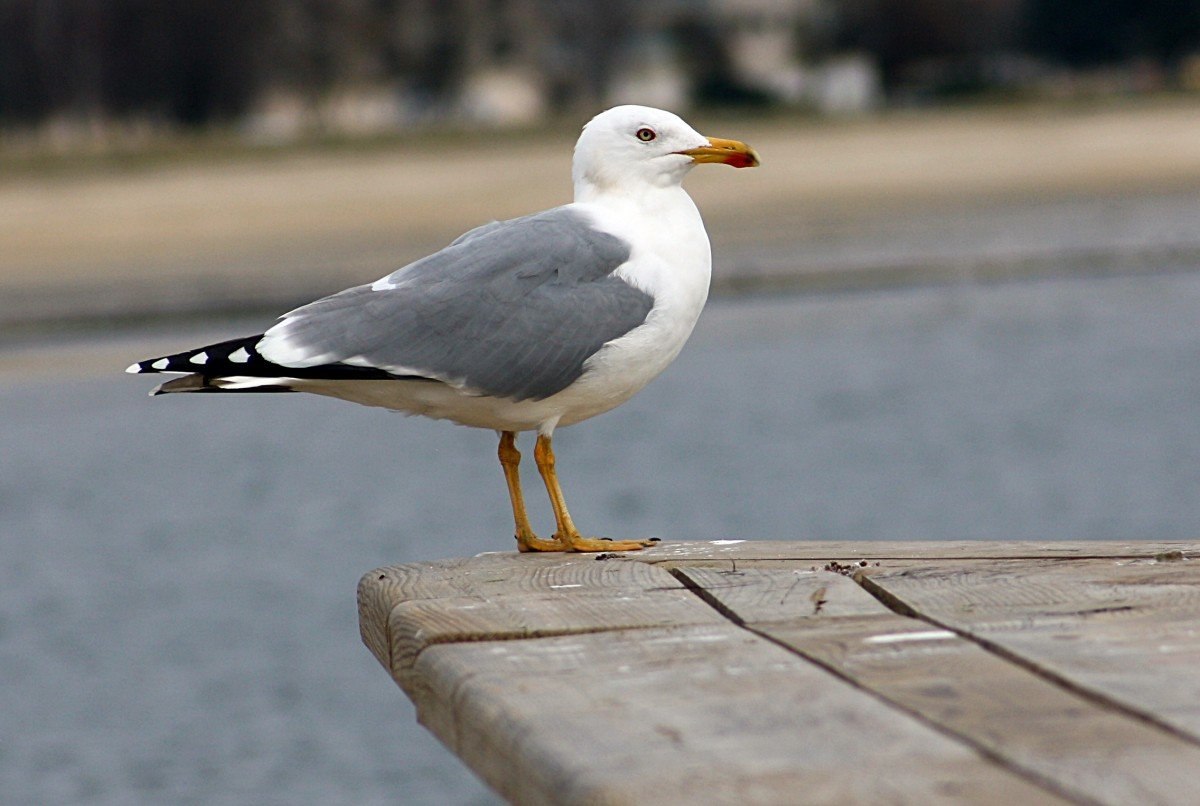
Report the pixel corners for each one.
[666,561,1200,805]
[854,571,1200,751]
[362,545,1200,804]
[664,566,1090,804]
[668,557,1200,750]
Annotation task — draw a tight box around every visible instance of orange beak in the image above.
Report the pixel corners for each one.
[677,137,760,168]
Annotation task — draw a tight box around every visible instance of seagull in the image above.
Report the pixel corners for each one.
[128,105,759,552]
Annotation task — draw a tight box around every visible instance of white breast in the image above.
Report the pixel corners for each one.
[548,190,712,427]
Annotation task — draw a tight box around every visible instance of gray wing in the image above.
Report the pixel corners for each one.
[260,207,653,401]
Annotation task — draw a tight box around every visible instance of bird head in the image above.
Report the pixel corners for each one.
[572,105,759,198]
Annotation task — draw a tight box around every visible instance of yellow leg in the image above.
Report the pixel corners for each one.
[534,434,655,552]
[498,432,562,552]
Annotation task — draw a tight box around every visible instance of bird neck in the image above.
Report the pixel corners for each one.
[572,177,692,213]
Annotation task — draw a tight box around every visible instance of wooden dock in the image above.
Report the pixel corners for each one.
[358,540,1200,804]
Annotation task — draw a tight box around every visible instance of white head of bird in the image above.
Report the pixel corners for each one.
[572,105,760,200]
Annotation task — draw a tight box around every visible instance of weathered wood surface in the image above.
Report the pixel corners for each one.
[858,557,1200,741]
[359,541,1200,805]
[673,565,1200,805]
[359,554,724,690]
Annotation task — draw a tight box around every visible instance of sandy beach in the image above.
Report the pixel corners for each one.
[2,102,1199,329]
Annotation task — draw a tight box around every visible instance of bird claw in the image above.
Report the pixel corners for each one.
[515,533,565,552]
[560,534,657,553]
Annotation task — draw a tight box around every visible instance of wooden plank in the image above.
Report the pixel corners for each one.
[362,551,680,605]
[862,557,1200,742]
[358,553,724,689]
[411,624,1065,806]
[359,544,1200,803]
[359,542,1199,662]
[384,590,723,683]
[670,566,894,622]
[675,566,1200,805]
[646,540,1200,563]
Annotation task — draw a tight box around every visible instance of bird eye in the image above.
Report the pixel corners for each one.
[636,127,656,142]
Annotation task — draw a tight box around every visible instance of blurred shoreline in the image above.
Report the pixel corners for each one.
[2,101,1199,334]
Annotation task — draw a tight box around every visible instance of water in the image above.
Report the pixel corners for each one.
[3,272,1199,804]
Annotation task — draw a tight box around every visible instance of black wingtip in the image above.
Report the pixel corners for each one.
[127,334,267,377]
[129,332,411,386]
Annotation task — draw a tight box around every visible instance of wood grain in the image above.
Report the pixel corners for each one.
[412,624,1064,805]
[358,543,1200,803]
[674,565,1200,805]
[671,565,894,622]
[358,553,722,686]
[359,542,1200,665]
[862,557,1200,742]
[645,540,1200,563]
[385,589,722,683]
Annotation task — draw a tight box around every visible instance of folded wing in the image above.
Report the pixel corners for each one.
[131,207,655,402]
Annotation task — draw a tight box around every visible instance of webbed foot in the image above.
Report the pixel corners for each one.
[559,534,658,553]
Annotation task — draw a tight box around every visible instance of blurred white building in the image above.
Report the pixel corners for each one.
[240,0,881,138]
[392,0,879,125]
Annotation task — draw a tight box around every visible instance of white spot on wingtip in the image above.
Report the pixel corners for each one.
[152,358,170,370]
[125,363,142,374]
[191,352,208,365]
[229,347,250,363]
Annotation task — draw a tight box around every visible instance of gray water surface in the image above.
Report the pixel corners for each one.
[3,272,1199,804]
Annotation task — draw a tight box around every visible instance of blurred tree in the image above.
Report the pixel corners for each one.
[116,1,268,124]
[831,0,1023,92]
[1023,0,1200,67]
[543,0,634,111]
[2,0,1198,132]
[0,0,268,126]
[259,0,391,105]
[672,17,772,108]
[381,0,463,103]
